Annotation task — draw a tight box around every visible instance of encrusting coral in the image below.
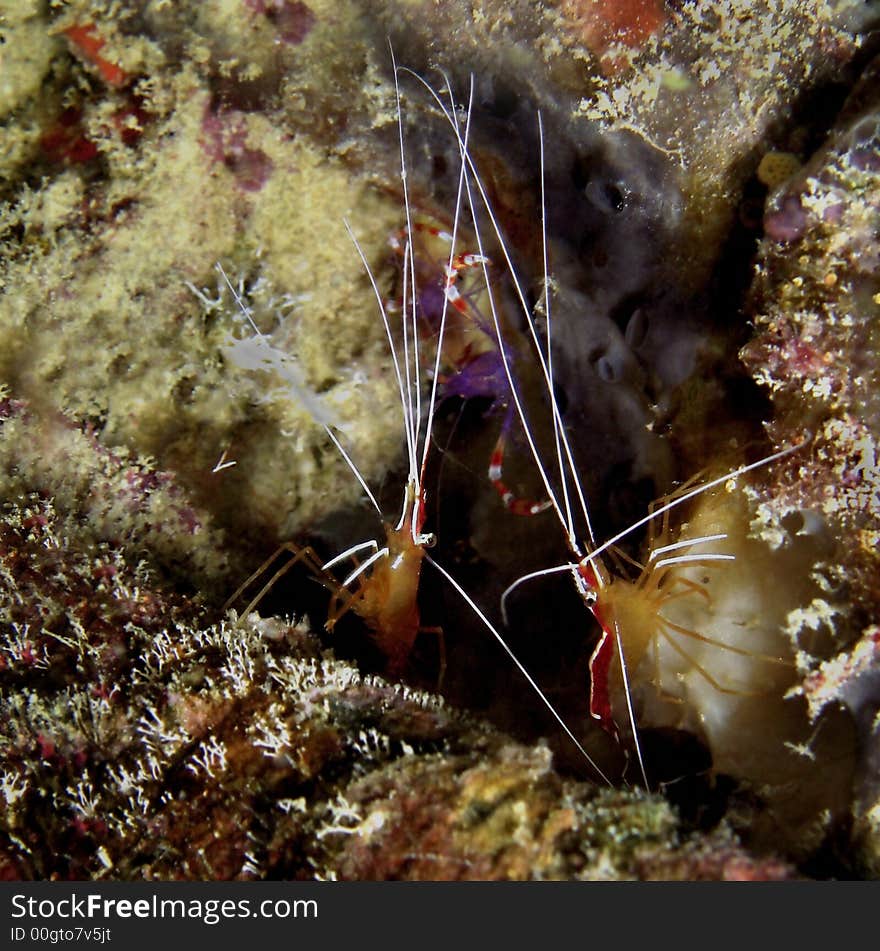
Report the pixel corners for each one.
[740,49,880,875]
[0,474,794,880]
[0,0,405,551]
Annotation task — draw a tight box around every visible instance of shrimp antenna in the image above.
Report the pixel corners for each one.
[537,111,574,545]
[412,74,474,483]
[215,261,382,516]
[390,42,421,492]
[389,49,475,541]
[403,70,597,558]
[612,617,649,789]
[575,438,809,575]
[426,554,612,785]
[343,222,414,493]
[501,437,809,609]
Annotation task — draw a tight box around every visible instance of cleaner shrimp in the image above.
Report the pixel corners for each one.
[221,59,616,782]
[416,70,808,786]
[221,54,470,679]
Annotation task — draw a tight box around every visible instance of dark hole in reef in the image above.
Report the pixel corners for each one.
[313,376,338,395]
[2,220,25,245]
[780,509,806,535]
[81,407,110,434]
[799,816,864,880]
[646,733,734,830]
[601,468,658,555]
[590,180,627,213]
[609,292,646,337]
[569,152,590,192]
[173,376,196,406]
[110,197,138,221]
[480,79,520,121]
[110,354,132,378]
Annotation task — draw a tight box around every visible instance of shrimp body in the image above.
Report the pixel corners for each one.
[582,566,652,738]
[569,458,807,755]
[361,527,423,657]
[336,487,428,676]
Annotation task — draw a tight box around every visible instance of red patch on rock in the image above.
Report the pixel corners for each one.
[62,23,129,88]
[40,108,99,164]
[561,0,666,70]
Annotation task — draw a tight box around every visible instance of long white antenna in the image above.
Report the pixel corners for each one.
[501,440,806,608]
[418,72,474,483]
[391,43,420,487]
[574,440,806,575]
[215,261,383,515]
[343,221,412,477]
[406,70,597,558]
[322,425,383,516]
[412,73,570,539]
[537,112,573,544]
[536,113,597,553]
[426,554,612,785]
[613,619,648,789]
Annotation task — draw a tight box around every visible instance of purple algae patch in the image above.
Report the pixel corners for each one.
[200,107,274,192]
[244,0,316,45]
[764,193,809,242]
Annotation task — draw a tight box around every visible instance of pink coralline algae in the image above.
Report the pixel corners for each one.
[200,108,274,192]
[741,50,880,872]
[0,394,231,593]
[742,53,880,617]
[243,0,317,46]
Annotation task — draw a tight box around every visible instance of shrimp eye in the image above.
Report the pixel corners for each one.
[421,532,437,549]
[574,573,598,605]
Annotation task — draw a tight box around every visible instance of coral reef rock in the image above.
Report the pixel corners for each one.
[741,49,880,874]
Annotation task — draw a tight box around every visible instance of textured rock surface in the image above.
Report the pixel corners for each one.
[0,478,794,881]
[740,50,880,876]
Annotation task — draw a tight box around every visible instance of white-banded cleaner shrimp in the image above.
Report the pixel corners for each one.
[218,58,616,782]
[220,54,468,680]
[415,69,821,789]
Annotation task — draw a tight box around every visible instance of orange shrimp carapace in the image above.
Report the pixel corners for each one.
[324,479,432,678]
